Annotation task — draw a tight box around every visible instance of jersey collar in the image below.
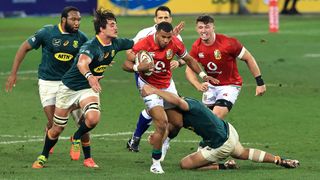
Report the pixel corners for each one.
[58,23,70,34]
[96,35,112,47]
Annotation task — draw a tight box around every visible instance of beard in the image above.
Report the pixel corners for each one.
[64,23,78,33]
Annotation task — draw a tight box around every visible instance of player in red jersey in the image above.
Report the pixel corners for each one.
[186,15,266,119]
[123,21,218,174]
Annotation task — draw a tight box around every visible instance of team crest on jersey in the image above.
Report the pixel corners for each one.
[52,38,61,47]
[63,40,69,46]
[214,49,221,60]
[73,40,79,48]
[94,65,107,73]
[198,52,204,58]
[166,49,173,60]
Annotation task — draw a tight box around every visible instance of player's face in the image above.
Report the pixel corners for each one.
[154,10,172,24]
[64,11,81,33]
[155,30,172,49]
[103,19,118,38]
[196,22,215,42]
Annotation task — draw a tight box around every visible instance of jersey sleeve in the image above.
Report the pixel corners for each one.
[79,44,95,60]
[189,41,199,62]
[27,27,48,50]
[174,37,187,58]
[116,38,134,51]
[132,38,147,54]
[228,37,243,58]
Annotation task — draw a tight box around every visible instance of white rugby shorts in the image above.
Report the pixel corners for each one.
[199,123,239,162]
[137,76,178,110]
[202,84,241,106]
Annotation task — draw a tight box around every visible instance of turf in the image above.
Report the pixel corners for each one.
[0,14,319,179]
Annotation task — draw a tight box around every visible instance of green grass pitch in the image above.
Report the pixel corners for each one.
[0,14,319,179]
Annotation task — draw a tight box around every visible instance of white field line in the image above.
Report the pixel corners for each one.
[0,70,286,87]
[0,131,274,146]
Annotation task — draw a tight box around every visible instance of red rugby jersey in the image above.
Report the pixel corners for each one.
[190,34,244,86]
[133,34,187,88]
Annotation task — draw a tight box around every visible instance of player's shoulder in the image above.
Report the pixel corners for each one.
[77,30,88,39]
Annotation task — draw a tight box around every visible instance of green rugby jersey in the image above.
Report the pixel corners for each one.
[182,97,229,148]
[62,35,134,91]
[27,24,88,80]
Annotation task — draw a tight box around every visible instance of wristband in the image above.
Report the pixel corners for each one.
[255,75,265,86]
[133,64,139,72]
[84,71,93,79]
[199,71,207,79]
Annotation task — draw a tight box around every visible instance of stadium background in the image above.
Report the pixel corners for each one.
[0,0,320,179]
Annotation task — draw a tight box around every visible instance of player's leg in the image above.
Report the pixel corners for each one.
[231,142,299,168]
[38,80,62,154]
[212,85,240,119]
[32,107,69,168]
[127,109,152,152]
[230,122,299,169]
[71,92,100,164]
[148,105,168,174]
[70,109,97,168]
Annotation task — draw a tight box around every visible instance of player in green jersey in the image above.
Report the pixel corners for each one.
[32,8,134,169]
[5,6,93,163]
[141,84,299,170]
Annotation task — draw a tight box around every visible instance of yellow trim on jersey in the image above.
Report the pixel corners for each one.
[58,23,69,34]
[96,35,111,47]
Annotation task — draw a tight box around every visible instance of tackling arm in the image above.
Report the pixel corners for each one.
[142,84,189,111]
[5,41,33,92]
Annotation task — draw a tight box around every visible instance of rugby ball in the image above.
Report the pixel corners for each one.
[135,50,153,76]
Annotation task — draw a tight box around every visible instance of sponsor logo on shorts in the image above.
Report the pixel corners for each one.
[54,53,74,61]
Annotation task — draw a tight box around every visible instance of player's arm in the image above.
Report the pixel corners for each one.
[185,66,208,92]
[77,54,102,93]
[240,49,266,96]
[5,41,33,92]
[182,54,220,85]
[142,84,189,111]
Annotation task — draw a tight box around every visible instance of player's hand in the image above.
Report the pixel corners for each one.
[196,82,209,92]
[173,21,185,36]
[141,84,156,97]
[88,75,103,93]
[5,74,17,92]
[255,85,266,96]
[203,76,220,85]
[138,59,154,73]
[170,60,179,70]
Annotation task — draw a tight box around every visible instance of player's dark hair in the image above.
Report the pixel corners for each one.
[61,6,79,19]
[155,6,171,17]
[156,22,173,33]
[93,8,116,35]
[196,15,215,24]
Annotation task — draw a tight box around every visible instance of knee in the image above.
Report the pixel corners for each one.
[180,160,192,170]
[49,125,64,138]
[85,112,100,128]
